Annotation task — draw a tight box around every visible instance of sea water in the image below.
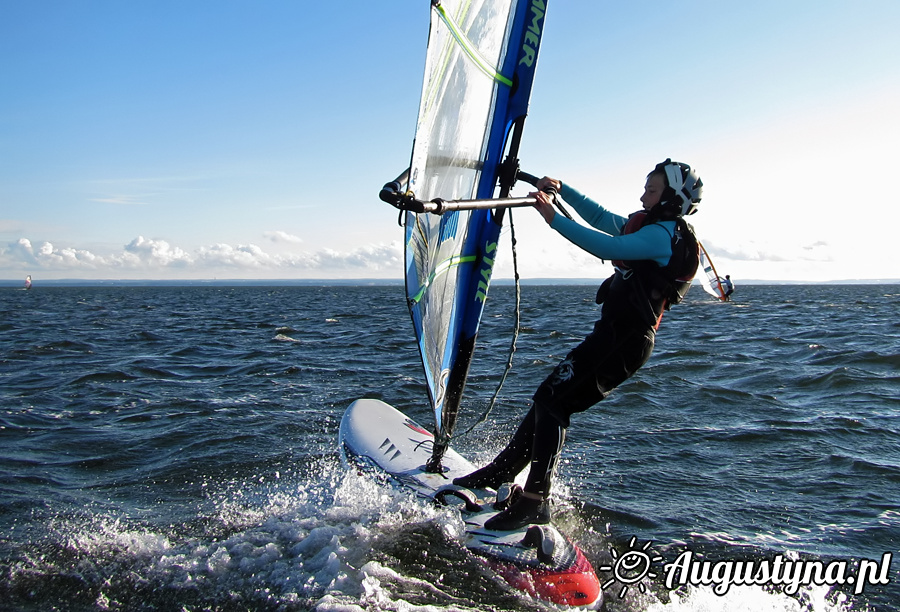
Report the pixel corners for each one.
[0,284,897,611]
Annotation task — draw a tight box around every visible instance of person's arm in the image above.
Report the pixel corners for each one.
[558,183,628,235]
[550,215,673,266]
[532,178,627,234]
[531,180,671,264]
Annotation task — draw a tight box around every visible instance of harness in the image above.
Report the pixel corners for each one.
[596,210,699,329]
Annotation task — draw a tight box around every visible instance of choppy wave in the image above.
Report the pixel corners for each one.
[1,284,897,610]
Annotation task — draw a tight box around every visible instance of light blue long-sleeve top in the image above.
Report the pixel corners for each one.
[549,184,675,267]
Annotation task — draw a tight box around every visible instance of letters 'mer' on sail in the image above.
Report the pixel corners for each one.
[388,1,547,472]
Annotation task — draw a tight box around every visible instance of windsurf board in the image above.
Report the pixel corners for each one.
[339,398,603,609]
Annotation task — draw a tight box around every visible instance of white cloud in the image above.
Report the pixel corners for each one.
[9,238,37,263]
[6,237,110,270]
[196,243,275,268]
[312,244,403,270]
[702,239,833,264]
[125,236,192,267]
[263,230,303,244]
[1,235,403,279]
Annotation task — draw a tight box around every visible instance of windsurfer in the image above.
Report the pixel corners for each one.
[723,275,734,300]
[454,159,704,530]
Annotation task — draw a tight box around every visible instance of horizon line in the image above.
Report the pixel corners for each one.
[2,277,899,288]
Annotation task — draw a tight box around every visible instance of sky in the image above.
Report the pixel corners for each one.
[2,1,899,283]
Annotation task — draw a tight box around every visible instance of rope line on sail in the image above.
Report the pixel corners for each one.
[432,1,514,87]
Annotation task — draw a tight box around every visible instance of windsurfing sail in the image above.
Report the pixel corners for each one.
[698,242,727,301]
[381,0,548,472]
[24,275,32,290]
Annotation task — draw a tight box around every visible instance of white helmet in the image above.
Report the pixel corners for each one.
[659,159,703,216]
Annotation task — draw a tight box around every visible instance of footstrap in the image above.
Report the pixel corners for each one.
[434,486,484,513]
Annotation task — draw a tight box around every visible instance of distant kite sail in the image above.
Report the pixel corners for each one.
[698,242,727,301]
[380,0,548,471]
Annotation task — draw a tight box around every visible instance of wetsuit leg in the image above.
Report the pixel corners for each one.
[522,318,654,496]
[533,318,655,428]
[485,318,655,529]
[486,405,535,476]
[522,401,566,497]
[483,404,561,530]
[453,406,535,490]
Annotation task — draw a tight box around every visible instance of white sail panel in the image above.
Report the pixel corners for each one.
[404,0,518,439]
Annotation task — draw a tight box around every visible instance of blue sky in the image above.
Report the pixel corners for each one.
[2,1,898,282]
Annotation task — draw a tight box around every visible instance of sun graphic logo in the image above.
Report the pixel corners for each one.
[598,536,664,599]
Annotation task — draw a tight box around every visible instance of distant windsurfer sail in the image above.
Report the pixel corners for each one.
[24,275,32,290]
[699,242,728,301]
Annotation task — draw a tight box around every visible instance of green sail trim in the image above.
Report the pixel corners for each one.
[433,2,514,87]
[409,253,478,305]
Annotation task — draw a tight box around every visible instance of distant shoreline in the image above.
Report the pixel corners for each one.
[2,278,898,288]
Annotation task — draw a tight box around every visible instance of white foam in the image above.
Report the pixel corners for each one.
[644,583,854,612]
[16,459,866,611]
[273,333,300,342]
[60,514,174,558]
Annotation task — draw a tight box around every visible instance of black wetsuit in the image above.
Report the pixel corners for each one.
[484,184,698,497]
